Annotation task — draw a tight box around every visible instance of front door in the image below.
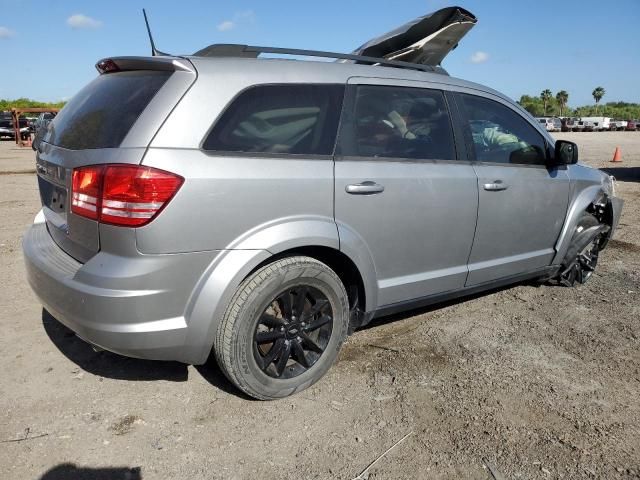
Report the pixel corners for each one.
[455,93,570,285]
[334,80,478,307]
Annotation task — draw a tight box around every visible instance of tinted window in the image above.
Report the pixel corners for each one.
[46,70,172,150]
[203,84,344,155]
[460,94,547,165]
[341,85,456,160]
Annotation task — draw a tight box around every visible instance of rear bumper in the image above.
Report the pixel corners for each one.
[23,215,219,364]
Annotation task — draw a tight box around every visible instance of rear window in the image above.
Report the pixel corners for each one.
[46,70,172,150]
[203,84,344,155]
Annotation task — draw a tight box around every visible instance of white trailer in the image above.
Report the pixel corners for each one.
[580,116,611,131]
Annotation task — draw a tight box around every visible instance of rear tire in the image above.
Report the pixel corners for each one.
[214,256,349,400]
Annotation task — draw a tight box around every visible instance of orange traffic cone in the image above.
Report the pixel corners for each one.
[611,146,622,162]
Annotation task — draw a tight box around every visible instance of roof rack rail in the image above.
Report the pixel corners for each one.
[191,44,449,75]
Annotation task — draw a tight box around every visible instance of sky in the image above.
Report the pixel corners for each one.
[0,0,638,107]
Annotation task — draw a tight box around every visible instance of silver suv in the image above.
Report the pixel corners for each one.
[23,7,623,399]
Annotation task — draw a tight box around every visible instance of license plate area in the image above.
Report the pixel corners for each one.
[37,175,67,215]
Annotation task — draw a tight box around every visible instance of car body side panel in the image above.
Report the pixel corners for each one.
[336,160,478,307]
[467,164,570,284]
[448,89,570,285]
[137,149,335,254]
[334,77,478,308]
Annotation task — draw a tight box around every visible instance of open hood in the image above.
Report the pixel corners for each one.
[351,6,477,67]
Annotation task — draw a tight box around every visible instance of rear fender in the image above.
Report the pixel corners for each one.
[182,217,375,364]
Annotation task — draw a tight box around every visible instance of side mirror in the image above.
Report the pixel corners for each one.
[554,140,578,165]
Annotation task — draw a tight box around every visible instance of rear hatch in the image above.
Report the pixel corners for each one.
[351,6,477,66]
[36,56,196,262]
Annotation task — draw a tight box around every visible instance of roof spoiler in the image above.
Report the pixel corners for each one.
[95,56,194,74]
[351,6,477,66]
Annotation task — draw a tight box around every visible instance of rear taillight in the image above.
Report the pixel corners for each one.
[71,165,102,220]
[71,164,183,227]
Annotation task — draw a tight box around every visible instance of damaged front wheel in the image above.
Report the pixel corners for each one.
[556,213,608,287]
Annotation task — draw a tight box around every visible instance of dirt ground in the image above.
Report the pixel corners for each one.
[1,132,638,480]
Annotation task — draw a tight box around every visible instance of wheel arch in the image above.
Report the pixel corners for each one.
[182,218,377,364]
[552,184,606,264]
[247,245,370,324]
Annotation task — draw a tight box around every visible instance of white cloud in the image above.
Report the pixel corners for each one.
[470,51,489,64]
[67,14,102,29]
[235,10,255,22]
[0,26,14,39]
[217,20,235,32]
[217,10,255,32]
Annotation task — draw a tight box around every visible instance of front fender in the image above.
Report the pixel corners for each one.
[598,195,624,249]
[552,185,604,264]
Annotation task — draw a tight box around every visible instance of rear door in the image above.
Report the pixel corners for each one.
[454,92,570,285]
[36,58,195,262]
[334,79,478,307]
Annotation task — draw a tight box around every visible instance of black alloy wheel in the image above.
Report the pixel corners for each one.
[253,285,333,379]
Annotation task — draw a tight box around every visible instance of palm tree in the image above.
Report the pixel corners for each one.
[540,89,553,115]
[592,86,605,114]
[556,90,569,116]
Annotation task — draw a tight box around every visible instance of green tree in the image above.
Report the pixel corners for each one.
[555,90,569,117]
[540,89,553,115]
[592,86,605,114]
[0,98,66,111]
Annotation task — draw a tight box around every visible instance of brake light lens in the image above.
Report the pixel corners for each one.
[71,165,102,220]
[95,59,120,74]
[71,164,183,227]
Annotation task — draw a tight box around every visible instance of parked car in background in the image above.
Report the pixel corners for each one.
[626,120,638,131]
[23,6,624,400]
[26,117,38,132]
[566,118,584,132]
[0,114,31,140]
[536,117,561,132]
[609,120,627,131]
[32,112,57,150]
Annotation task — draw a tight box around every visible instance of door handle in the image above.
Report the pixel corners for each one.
[345,181,385,195]
[483,181,508,191]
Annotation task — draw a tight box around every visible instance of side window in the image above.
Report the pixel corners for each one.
[203,84,344,155]
[460,94,547,165]
[341,85,456,161]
